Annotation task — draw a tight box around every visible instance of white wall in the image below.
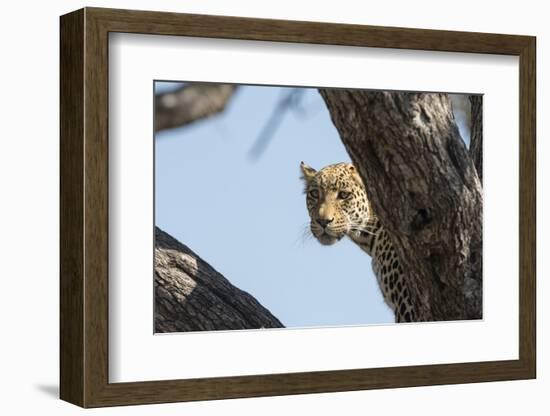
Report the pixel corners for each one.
[0,0,546,414]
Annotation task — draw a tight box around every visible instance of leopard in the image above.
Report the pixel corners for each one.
[300,161,416,323]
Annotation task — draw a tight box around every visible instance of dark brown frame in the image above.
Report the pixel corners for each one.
[60,7,536,408]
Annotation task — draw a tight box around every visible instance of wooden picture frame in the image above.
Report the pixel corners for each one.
[60,7,536,408]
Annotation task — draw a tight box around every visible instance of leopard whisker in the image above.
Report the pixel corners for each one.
[293,222,315,246]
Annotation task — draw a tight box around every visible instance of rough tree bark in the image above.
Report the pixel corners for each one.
[155,227,284,332]
[469,95,483,182]
[155,83,237,132]
[319,90,482,321]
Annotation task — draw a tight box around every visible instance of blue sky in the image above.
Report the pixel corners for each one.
[155,82,470,329]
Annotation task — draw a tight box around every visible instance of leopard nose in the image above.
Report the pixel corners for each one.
[316,218,334,228]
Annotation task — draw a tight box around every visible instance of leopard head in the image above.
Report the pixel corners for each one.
[300,162,373,246]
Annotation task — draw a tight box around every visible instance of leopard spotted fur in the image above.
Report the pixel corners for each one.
[300,162,416,323]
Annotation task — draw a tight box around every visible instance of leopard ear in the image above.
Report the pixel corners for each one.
[348,164,364,183]
[300,161,317,182]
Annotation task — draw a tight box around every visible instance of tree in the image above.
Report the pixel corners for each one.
[318,90,482,321]
[155,84,483,325]
[155,227,284,332]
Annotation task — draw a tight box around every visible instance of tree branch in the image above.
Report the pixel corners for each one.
[469,95,483,182]
[319,90,482,321]
[155,227,284,332]
[248,88,305,159]
[155,83,237,133]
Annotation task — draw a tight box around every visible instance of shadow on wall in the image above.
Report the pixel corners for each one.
[35,384,59,399]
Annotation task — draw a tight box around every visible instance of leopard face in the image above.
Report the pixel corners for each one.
[300,162,373,246]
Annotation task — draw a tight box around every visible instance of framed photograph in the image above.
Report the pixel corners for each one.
[60,7,536,408]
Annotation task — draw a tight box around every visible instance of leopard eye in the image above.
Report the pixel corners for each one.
[308,189,319,199]
[338,191,351,200]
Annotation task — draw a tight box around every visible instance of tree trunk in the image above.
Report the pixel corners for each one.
[155,83,237,132]
[155,227,284,332]
[319,90,482,321]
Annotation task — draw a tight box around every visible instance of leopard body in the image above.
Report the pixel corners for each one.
[300,162,416,323]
